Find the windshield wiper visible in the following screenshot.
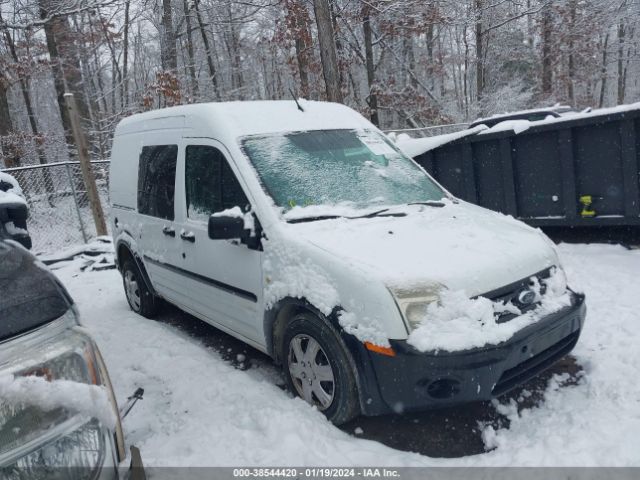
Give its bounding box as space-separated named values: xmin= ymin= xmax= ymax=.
xmin=407 ymin=201 xmax=446 ymax=207
xmin=347 ymin=208 xmax=406 ymax=219
xmin=286 ymin=208 xmax=407 ymax=224
xmin=287 ymin=215 xmax=343 ymax=224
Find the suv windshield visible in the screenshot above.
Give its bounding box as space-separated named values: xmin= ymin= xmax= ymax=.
xmin=241 ymin=129 xmax=444 ymax=213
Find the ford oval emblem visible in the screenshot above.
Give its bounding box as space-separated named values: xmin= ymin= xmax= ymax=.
xmin=517 ymin=289 xmax=536 ymax=306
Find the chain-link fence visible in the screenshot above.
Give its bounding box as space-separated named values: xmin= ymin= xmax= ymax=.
xmin=1 ymin=161 xmax=110 ymax=254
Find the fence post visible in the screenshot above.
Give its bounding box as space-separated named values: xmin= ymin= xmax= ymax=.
xmin=63 ymin=92 xmax=108 ymax=237
xmin=65 ymin=162 xmax=88 ymax=243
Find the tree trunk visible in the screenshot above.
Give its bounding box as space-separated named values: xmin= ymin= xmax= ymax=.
xmin=2 ymin=22 xmax=48 ymax=166
xmin=161 ymin=0 xmax=178 ymax=71
xmin=313 ymin=0 xmax=342 ymax=103
xmin=404 ymin=35 xmax=417 ymax=89
xmin=426 ymin=19 xmax=435 ymax=90
xmin=0 ymin=74 xmax=19 ymax=168
xmin=474 ymin=0 xmax=484 ymax=102
xmin=567 ymin=0 xmax=576 ymax=105
xmin=122 ymin=0 xmax=130 ymax=108
xmin=227 ymin=6 xmax=244 ymax=98
xmin=286 ymin=0 xmax=311 ymax=97
xmin=193 ymin=0 xmax=220 ymax=99
xmin=617 ymin=21 xmax=625 ymax=104
xmin=526 ymin=0 xmax=534 ymax=48
xmin=183 ymin=0 xmax=199 ymax=98
xmin=362 ymin=8 xmax=378 ymax=125
xmin=541 ymin=5 xmax=553 ymax=96
xmin=38 ymin=0 xmax=92 ymax=162
xmin=599 ymin=33 xmax=610 ymax=108
xmin=329 ymin=1 xmax=345 ymax=93
xmin=463 ymin=25 xmax=469 ymax=117
xmin=40 ymin=5 xmax=75 ymax=152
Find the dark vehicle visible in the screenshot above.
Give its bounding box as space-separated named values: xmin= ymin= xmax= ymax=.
xmin=0 ymin=172 xmax=31 ymax=249
xmin=0 ymin=234 xmax=125 ymax=478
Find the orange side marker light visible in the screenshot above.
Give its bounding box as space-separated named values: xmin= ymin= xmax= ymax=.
xmin=364 ymin=342 xmax=396 ymax=357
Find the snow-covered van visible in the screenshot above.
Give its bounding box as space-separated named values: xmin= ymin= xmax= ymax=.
xmin=109 ymin=101 xmax=586 ymax=424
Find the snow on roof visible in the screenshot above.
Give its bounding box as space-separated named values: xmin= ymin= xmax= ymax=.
xmin=470 ymin=105 xmax=570 ymax=125
xmin=395 ymin=125 xmax=487 ymax=158
xmin=115 ymin=100 xmax=374 ymax=139
xmin=476 ymin=101 xmax=640 ymax=134
xmin=396 ymin=102 xmax=640 ymax=157
xmin=479 ymin=119 xmax=531 ymax=135
xmin=0 ymin=172 xmax=26 ymax=209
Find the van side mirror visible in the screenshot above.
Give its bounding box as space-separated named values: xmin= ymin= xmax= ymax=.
xmin=208 ymin=215 xmax=249 ymax=240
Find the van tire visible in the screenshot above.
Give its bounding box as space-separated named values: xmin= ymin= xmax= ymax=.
xmin=122 ymin=259 xmax=160 ymax=318
xmin=282 ymin=312 xmax=360 ymax=425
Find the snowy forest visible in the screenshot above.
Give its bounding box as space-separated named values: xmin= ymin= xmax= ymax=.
xmin=1 ymin=0 xmax=640 ymax=167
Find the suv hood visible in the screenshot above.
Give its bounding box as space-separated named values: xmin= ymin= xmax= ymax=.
xmin=289 ymin=201 xmax=558 ymax=297
xmin=0 ymin=239 xmax=71 ymax=341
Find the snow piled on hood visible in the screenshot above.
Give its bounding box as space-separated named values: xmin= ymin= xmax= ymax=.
xmin=288 ymin=201 xmax=557 ymax=297
xmin=0 ymin=374 xmax=116 ymax=429
xmin=407 ymin=268 xmax=572 ymax=352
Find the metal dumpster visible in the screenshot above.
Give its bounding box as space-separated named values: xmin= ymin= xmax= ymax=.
xmin=410 ymin=106 xmax=640 ymax=227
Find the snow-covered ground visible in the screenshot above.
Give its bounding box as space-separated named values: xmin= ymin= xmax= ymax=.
xmin=52 ymin=242 xmax=640 ymax=466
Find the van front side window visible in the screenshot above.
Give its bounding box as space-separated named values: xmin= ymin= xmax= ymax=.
xmin=185 ymin=145 xmax=250 ymax=221
xmin=137 ymin=145 xmax=177 ymax=220
xmin=241 ymin=129 xmax=444 ymax=212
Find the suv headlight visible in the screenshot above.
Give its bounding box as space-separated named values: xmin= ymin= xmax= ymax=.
xmin=0 ymin=310 xmax=123 ymax=479
xmin=389 ymin=285 xmax=442 ymax=330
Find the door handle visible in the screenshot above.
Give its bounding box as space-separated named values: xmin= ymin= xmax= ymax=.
xmin=162 ymin=226 xmax=175 ymax=237
xmin=180 ymin=230 xmax=196 ymax=243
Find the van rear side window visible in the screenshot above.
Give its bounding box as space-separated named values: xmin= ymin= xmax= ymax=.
xmin=138 ymin=145 xmax=178 ymax=220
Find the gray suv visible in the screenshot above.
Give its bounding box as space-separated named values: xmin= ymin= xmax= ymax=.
xmin=0 ymin=235 xmax=125 ymax=478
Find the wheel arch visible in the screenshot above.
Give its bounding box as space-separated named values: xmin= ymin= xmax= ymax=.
xmin=264 ymin=297 xmax=343 ymax=365
xmin=115 ymin=239 xmax=157 ymax=297
xmin=267 ymin=297 xmax=383 ymax=417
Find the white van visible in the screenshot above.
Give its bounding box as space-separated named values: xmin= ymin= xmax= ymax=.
xmin=109 ymin=101 xmax=586 ymax=424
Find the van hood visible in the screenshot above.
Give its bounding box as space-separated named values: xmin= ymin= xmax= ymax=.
xmin=288 ymin=201 xmax=558 ymax=297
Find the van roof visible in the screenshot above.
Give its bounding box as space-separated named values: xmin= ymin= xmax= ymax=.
xmin=115 ymin=100 xmax=373 ymax=139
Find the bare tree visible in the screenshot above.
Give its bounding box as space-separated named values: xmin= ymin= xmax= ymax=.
xmin=314 ymin=0 xmax=342 ymax=102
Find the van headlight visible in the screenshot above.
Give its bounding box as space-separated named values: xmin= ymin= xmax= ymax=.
xmin=0 ymin=309 xmax=123 ymax=478
xmin=389 ymin=285 xmax=442 ymax=330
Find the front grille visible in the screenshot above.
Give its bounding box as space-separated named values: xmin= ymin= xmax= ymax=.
xmin=479 ymin=267 xmax=553 ymax=324
xmin=492 ymin=330 xmax=579 ymax=396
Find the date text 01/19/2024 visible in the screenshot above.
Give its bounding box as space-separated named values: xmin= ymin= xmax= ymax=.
xmin=232 ymin=468 xmax=401 ymax=478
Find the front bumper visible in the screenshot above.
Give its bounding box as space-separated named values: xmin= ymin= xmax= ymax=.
xmin=346 ymin=291 xmax=586 ymax=416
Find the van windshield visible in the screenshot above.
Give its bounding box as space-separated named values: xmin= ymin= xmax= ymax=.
xmin=241 ymin=129 xmax=445 ymax=214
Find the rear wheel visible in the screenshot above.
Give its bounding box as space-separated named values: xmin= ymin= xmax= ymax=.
xmin=282 ymin=312 xmax=360 ymax=425
xmin=122 ymin=259 xmax=160 ymax=318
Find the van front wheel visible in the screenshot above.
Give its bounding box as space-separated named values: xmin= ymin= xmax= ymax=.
xmin=122 ymin=259 xmax=160 ymax=318
xmin=282 ymin=312 xmax=360 ymax=425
